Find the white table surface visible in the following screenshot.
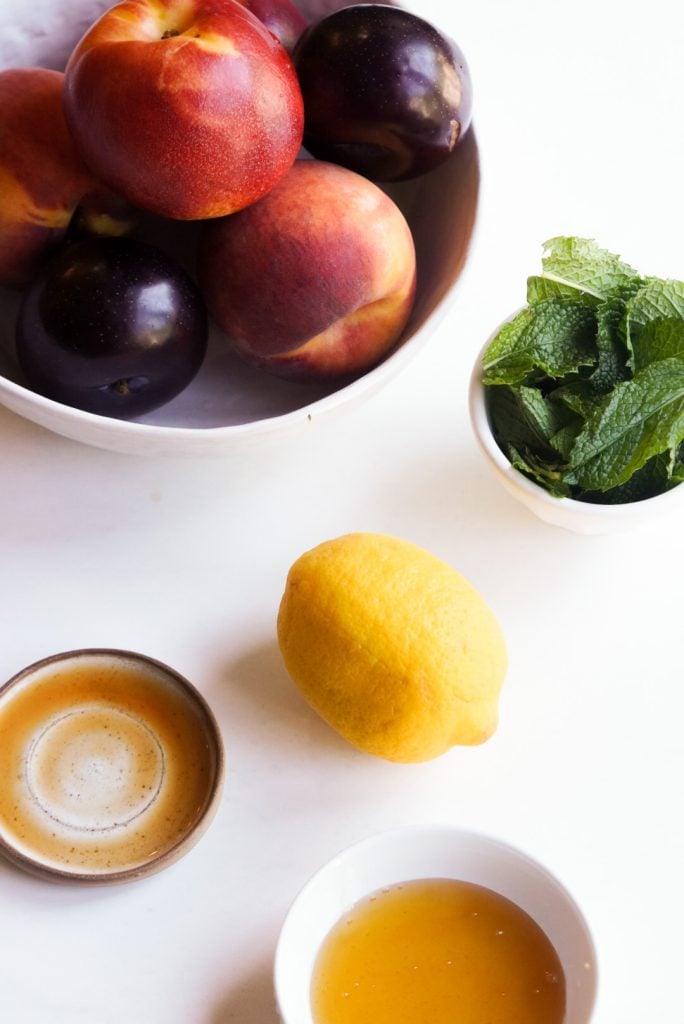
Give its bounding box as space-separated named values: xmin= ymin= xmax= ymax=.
xmin=1 ymin=0 xmax=683 ymax=1021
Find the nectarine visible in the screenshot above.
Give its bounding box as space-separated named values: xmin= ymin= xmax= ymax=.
xmin=63 ymin=0 xmax=304 ymax=221
xmin=0 ymin=68 xmax=94 ymax=288
xmin=197 ymin=160 xmax=417 ymax=381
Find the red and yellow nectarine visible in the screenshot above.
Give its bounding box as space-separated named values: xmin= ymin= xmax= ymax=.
xmin=198 ymin=160 xmax=417 ymax=381
xmin=63 ymin=0 xmax=304 ymax=221
xmin=0 ymin=68 xmax=94 ymax=288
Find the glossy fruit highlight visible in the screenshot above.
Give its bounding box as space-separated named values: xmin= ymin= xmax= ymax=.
xmin=16 ymin=237 xmax=208 ymax=418
xmin=294 ymin=4 xmax=473 ymax=181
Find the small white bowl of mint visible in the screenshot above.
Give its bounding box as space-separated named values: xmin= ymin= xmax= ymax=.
xmin=469 ymin=237 xmax=684 ymax=534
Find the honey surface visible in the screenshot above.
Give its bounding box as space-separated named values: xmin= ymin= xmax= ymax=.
xmin=311 ymin=878 xmax=566 ymax=1024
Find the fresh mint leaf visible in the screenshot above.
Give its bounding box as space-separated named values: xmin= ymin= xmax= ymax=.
xmin=526 ymin=275 xmax=600 ymax=308
xmin=487 ymin=384 xmax=579 ymax=455
xmin=550 ymin=421 xmax=586 ymax=460
xmin=633 ymin=317 xmax=684 ymax=371
xmin=481 ymin=310 xmax=534 ymax=384
xmin=507 ymin=445 xmax=572 ymax=498
xmin=486 ymin=385 xmax=557 ymax=459
xmin=672 ymin=443 xmax=684 ymax=485
xmin=580 ymin=452 xmax=675 ymax=504
xmin=480 ymin=239 xmax=684 ymax=503
xmin=550 ymin=380 xmax=606 ymax=418
xmin=541 ymin=237 xmax=641 ymax=301
xmin=566 ymin=358 xmax=684 ymax=491
xmin=482 ymin=300 xmax=596 ymax=386
xmin=627 ymin=279 xmax=684 ymax=338
xmin=591 ymin=294 xmax=633 ymax=392
xmin=517 ymin=386 xmax=581 ymax=449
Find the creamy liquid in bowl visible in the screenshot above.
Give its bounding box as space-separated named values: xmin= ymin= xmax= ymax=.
xmin=0 ymin=654 xmax=220 ymax=876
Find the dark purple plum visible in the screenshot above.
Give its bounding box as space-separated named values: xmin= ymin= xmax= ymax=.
xmin=16 ymin=237 xmax=208 ymax=419
xmin=293 ymin=4 xmax=473 ymax=181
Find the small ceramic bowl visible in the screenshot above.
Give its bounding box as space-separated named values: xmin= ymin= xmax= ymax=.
xmin=274 ymin=825 xmax=598 ymax=1024
xmin=0 ymin=649 xmax=224 ymax=884
xmin=469 ymin=341 xmax=684 ymax=535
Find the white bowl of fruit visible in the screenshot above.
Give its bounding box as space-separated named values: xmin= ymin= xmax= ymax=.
xmin=0 ymin=0 xmax=479 ymax=456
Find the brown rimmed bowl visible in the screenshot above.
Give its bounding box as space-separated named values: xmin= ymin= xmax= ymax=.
xmin=0 ymin=648 xmax=224 ymax=884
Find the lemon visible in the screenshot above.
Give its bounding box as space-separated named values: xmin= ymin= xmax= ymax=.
xmin=277 ymin=533 xmax=507 ymax=763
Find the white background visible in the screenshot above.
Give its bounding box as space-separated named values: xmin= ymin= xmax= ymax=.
xmin=1 ymin=0 xmax=683 ymax=1021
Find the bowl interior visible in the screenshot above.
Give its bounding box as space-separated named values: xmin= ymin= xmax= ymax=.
xmin=275 ymin=826 xmax=598 ymax=1024
xmin=0 ymin=0 xmax=479 ymax=454
xmin=469 ymin=345 xmax=684 ymax=534
xmin=0 ymin=648 xmax=223 ymax=884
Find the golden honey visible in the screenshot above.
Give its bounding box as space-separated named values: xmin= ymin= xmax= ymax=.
xmin=311 ymin=878 xmax=566 ymax=1024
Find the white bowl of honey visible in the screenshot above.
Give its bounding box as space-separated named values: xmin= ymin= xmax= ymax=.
xmin=0 ymin=648 xmax=224 ymax=884
xmin=275 ymin=825 xmax=597 ymax=1024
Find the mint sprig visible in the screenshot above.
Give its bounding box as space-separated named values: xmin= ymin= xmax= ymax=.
xmin=540 ymin=236 xmax=642 ymax=300
xmin=482 ymin=238 xmax=684 ymax=503
xmin=482 ymin=301 xmax=596 ymax=386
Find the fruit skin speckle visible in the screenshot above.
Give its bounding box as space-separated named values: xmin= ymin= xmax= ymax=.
xmin=0 ymin=68 xmax=95 ymax=287
xmin=277 ymin=533 xmax=508 ymax=763
xmin=63 ymin=0 xmax=304 ymax=221
xmin=197 ymin=159 xmax=416 ymax=382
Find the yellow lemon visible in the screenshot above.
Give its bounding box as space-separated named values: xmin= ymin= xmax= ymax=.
xmin=277 ymin=533 xmax=507 ymax=763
